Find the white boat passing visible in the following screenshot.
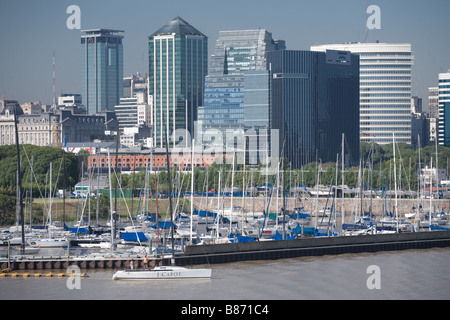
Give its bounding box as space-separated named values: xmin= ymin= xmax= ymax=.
xmin=112 ymin=265 xmax=212 ymax=280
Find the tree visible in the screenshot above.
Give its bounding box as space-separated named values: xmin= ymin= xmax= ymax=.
xmin=0 ymin=145 xmax=79 ymax=196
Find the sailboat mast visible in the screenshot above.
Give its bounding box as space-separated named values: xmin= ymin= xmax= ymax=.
xmin=242 ymin=138 xmax=246 ymax=234
xmin=230 ymin=151 xmax=235 ymax=235
xmin=49 ymin=162 xmax=52 ymax=234
xmin=30 ymin=155 xmax=33 ymax=229
xmin=164 ymin=127 xmax=175 ymax=262
xmin=435 ymin=134 xmax=440 ymax=213
xmin=341 ymin=133 xmax=345 ymax=228
xmin=107 ymin=149 xmax=114 ymax=254
xmin=14 ymin=107 xmax=25 ymax=254
xmin=216 ymin=171 xmax=221 ymax=241
xmin=190 ymin=139 xmax=194 ymax=244
xmin=393 ymin=133 xmax=399 ymax=233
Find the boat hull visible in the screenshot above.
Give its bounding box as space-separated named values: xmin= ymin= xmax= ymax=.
xmin=112 ymin=266 xmax=212 ymax=280
xmin=35 ymin=239 xmax=70 ymax=247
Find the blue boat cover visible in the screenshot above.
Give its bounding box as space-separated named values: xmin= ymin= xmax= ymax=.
xmin=228 ymin=233 xmax=255 ymax=243
xmin=289 ymin=212 xmax=311 ymax=219
xmin=302 ymin=227 xmax=316 ymax=235
xmin=195 ymin=210 xmax=217 ymax=217
xmin=120 ymin=232 xmax=148 ymax=242
xmin=69 ymin=227 xmax=90 ymax=234
xmin=268 ymin=230 xmax=297 ymax=240
xmin=430 ymin=225 xmax=450 ymax=231
xmin=291 ymin=224 xmax=303 ymax=234
xmin=151 ymin=221 xmax=176 ymax=229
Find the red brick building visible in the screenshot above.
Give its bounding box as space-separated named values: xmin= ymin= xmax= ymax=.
xmin=88 ymin=148 xmax=234 ymax=170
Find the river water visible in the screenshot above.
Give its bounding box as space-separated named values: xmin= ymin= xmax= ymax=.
xmin=1 ymin=247 xmax=449 ymax=301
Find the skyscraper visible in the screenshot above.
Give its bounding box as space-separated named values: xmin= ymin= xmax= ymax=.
xmin=81 ymin=29 xmax=124 ymax=115
xmin=209 ymin=29 xmax=285 ymax=76
xmin=438 ymin=71 xmax=450 ymax=147
xmin=199 ymin=29 xmax=284 ymax=163
xmin=148 ymin=17 xmax=208 ymax=147
xmin=267 ymin=50 xmax=360 ymax=168
xmin=311 ymin=43 xmax=413 ymax=145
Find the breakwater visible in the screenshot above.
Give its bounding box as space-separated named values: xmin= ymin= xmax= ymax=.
xmin=176 ymin=230 xmax=450 ymax=265
xmin=1 ymin=256 xmax=163 ymax=272
xmin=3 ymin=231 xmax=450 ymax=271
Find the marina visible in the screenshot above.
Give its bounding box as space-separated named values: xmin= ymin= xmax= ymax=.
xmin=2 ymin=130 xmax=450 ymax=273
xmin=2 ymin=220 xmax=450 ymax=271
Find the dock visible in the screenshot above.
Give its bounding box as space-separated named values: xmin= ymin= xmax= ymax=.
xmin=176 ymin=230 xmax=450 ymax=265
xmin=1 ymin=231 xmax=450 ymax=271
xmin=0 ymin=255 xmax=163 ymax=272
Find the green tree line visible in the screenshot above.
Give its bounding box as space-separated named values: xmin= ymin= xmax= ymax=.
xmin=114 ymin=142 xmax=450 ymax=194
xmin=0 ymin=145 xmax=79 ymax=225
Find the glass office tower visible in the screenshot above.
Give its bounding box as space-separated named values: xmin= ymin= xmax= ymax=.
xmin=311 ymin=43 xmax=413 ymax=145
xmin=199 ymin=29 xmax=284 ymax=162
xmin=268 ymin=50 xmax=360 ymax=168
xmin=438 ymin=71 xmax=450 ymax=147
xmin=201 ymin=74 xmax=245 ymax=146
xmin=148 ymin=17 xmax=208 ymax=147
xmin=81 ymin=29 xmax=124 ymax=115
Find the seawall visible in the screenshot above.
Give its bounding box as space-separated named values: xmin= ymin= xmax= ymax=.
xmin=176 ymin=230 xmax=450 ymax=265
xmin=2 ymin=231 xmax=450 ymax=271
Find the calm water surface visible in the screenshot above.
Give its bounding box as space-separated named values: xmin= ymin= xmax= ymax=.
xmin=1 ymin=247 xmax=449 ymax=300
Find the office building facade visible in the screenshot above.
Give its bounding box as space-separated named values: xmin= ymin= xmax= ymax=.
xmin=81 ymin=29 xmax=124 ymax=115
xmin=267 ymin=50 xmax=360 ymax=168
xmin=438 ymin=71 xmax=450 ymax=147
xmin=311 ymin=43 xmax=413 ymax=145
xmin=148 ymin=17 xmax=208 ymax=148
xmin=199 ymin=29 xmax=283 ymax=163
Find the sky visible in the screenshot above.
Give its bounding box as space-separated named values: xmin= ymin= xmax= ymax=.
xmin=0 ymin=0 xmax=449 ymax=108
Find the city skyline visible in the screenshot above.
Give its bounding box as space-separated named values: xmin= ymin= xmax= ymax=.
xmin=1 ymin=0 xmax=449 ymax=108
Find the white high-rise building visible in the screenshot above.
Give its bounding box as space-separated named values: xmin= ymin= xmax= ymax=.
xmin=311 ymin=42 xmax=414 ymax=145
xmin=438 ymin=71 xmax=450 ymax=146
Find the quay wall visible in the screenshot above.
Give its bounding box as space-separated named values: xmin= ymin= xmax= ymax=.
xmin=0 ymin=256 xmax=163 ymax=272
xmin=2 ymin=231 xmax=450 ymax=271
xmin=177 ymin=230 xmax=450 ymax=265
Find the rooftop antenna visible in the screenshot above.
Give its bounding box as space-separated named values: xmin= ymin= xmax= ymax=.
xmin=363 ymin=0 xmax=369 ymax=43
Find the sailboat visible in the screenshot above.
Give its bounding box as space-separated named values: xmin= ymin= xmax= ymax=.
xmin=112 ymin=265 xmax=211 ymax=280
xmin=113 ymin=134 xmax=211 ymax=280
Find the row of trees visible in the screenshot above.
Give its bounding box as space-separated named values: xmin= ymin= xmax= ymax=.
xmin=0 ymin=145 xmax=79 ymax=194
xmin=2 ymin=142 xmax=449 ymax=195
xmin=115 ymin=142 xmax=450 ymax=195
xmin=0 ymin=145 xmax=79 ymax=225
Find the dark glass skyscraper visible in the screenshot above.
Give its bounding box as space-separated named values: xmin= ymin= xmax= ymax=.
xmin=148 ymin=17 xmax=208 ymax=147
xmin=268 ymin=50 xmax=360 ymax=168
xmin=81 ymin=29 xmax=124 ymax=115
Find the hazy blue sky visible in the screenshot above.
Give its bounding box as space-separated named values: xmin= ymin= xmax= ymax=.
xmin=1 ymin=0 xmax=449 ymax=107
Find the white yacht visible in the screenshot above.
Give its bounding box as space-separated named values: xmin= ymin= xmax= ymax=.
xmin=112 ymin=265 xmax=212 ymax=280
